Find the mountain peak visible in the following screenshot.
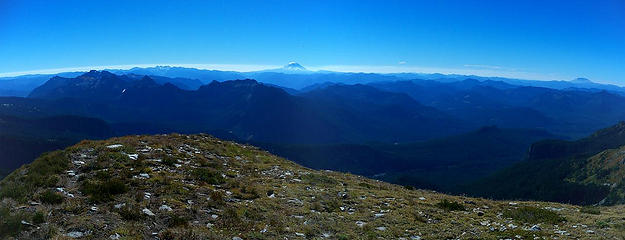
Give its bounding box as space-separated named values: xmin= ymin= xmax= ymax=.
xmin=80 ymin=70 xmax=116 ymax=79
xmin=282 ymin=62 xmax=307 ymax=71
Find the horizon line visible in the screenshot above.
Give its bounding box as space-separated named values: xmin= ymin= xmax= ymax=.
xmin=0 ymin=63 xmax=594 ymax=84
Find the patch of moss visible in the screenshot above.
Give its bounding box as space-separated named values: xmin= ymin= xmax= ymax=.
xmin=32 ymin=211 xmax=46 ymax=224
xmin=192 ymin=168 xmax=224 ymax=185
xmin=503 ymin=206 xmax=565 ymax=224
xmin=303 ymin=173 xmax=338 ymax=186
xmin=39 ymin=190 xmax=64 ymax=204
xmin=167 ymin=214 xmax=188 ymax=228
xmin=116 ymin=205 xmax=143 ymax=221
xmin=81 ymin=178 xmax=128 ymax=202
xmin=580 ymin=206 xmax=601 ymax=215
xmin=435 ymin=199 xmax=465 ymax=211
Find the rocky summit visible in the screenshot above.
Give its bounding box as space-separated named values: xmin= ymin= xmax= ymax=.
xmin=1 ymin=134 xmax=625 ymax=239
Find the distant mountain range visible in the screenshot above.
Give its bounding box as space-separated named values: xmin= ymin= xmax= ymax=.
xmin=369 ymin=79 xmax=625 ymax=138
xmin=19 ymin=71 xmax=469 ymax=144
xmin=3 ymin=62 xmax=625 ymax=96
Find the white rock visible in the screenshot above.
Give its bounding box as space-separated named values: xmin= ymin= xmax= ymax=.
xmin=159 ymin=205 xmax=173 ymax=212
xmin=106 ymin=144 xmax=123 ymax=149
xmin=529 ymin=224 xmax=541 ymax=231
xmin=295 ymin=232 xmax=305 ymax=237
xmin=355 ymin=221 xmax=366 ymax=227
xmin=127 ymin=154 xmax=139 ymax=160
xmin=114 ymin=203 xmax=126 ymax=209
xmin=20 ymin=220 xmax=34 ymax=226
xmin=73 ymin=161 xmax=86 ymax=165
xmin=109 ymin=233 xmax=121 ymax=240
xmin=375 ymin=226 xmax=386 ymax=231
xmin=418 ymin=197 xmax=426 ymax=200
xmin=66 ymin=231 xmax=84 ymax=238
xmin=142 ymin=208 xmax=155 ymax=216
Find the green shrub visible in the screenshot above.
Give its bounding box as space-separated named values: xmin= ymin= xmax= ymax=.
xmin=159 ymin=230 xmax=176 ymax=240
xmin=220 ymin=207 xmax=242 ymax=228
xmin=0 ymin=181 xmax=30 ymax=201
xmin=325 ymin=198 xmax=342 ymax=212
xmin=435 ymin=199 xmax=465 ymax=211
xmin=580 ymin=206 xmax=601 ymax=215
xmin=117 ymin=206 xmax=143 ymax=221
xmin=232 ymin=182 xmax=260 ymax=200
xmin=39 ymin=190 xmax=64 ymax=204
xmin=336 ymin=234 xmax=351 ymax=240
xmin=162 ymin=156 xmax=177 ymax=167
xmin=24 ymin=151 xmax=68 ymax=187
xmin=208 ymin=191 xmax=225 ymax=208
xmin=167 ymin=214 xmax=188 ymax=228
xmin=192 ymin=168 xmax=224 ymax=184
xmin=0 ymin=207 xmax=26 ymax=238
xmin=302 ymin=173 xmax=338 ymax=186
xmin=32 ymin=211 xmax=46 ymax=224
xmin=503 ymin=206 xmax=565 ymax=224
xmin=81 ymin=178 xmax=128 ymax=202
xmin=95 ymin=170 xmax=112 ymax=180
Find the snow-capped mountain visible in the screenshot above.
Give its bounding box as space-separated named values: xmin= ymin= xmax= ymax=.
xmin=256 ymin=62 xmax=313 ymax=74
xmin=282 ymin=62 xmax=308 ymax=71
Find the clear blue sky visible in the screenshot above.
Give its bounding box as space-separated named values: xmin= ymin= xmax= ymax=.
xmin=1 ymin=0 xmax=624 ymax=83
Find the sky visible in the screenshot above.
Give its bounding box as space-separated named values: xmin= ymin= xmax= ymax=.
xmin=1 ymin=0 xmax=624 ymax=84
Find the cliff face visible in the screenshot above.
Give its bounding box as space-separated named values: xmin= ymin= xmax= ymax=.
xmin=1 ymin=134 xmax=624 ymax=239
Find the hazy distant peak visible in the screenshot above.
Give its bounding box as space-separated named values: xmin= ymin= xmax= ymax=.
xmin=572 ymin=77 xmax=592 ymax=83
xmin=254 ymin=62 xmax=312 ymax=74
xmin=283 ymin=62 xmax=307 ymax=71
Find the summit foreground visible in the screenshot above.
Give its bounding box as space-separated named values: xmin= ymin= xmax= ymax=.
xmin=1 ymin=134 xmax=625 ymax=239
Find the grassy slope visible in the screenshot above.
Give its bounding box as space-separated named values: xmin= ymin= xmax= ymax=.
xmin=466 ymin=122 xmax=625 ymax=205
xmin=569 ymin=145 xmax=625 ymax=205
xmin=0 ymin=134 xmax=624 ymax=239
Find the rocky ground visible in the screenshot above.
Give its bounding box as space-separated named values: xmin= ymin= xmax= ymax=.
xmin=1 ymin=134 xmax=625 ymax=239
